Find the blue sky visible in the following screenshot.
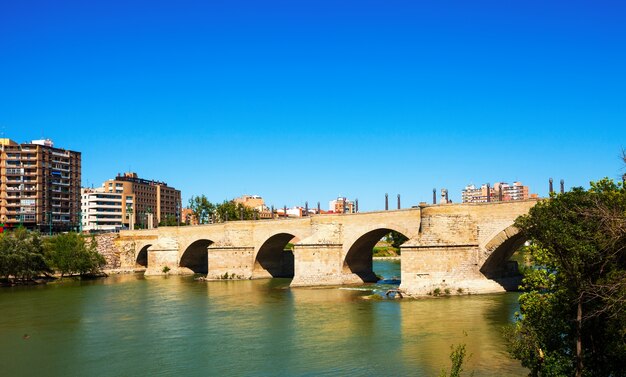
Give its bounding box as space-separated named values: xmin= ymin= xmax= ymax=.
xmin=1 ymin=0 xmax=625 ymax=210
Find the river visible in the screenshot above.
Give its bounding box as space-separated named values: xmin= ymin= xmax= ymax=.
xmin=0 ymin=260 xmax=526 ymax=376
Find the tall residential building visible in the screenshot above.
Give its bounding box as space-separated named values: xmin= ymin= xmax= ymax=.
xmin=461 ymin=181 xmax=531 ymax=203
xmin=102 ymin=172 xmax=181 ymax=228
xmin=328 ymin=197 xmax=356 ymax=214
xmin=81 ymin=187 xmax=125 ymax=232
xmin=0 ymin=138 xmax=81 ymax=232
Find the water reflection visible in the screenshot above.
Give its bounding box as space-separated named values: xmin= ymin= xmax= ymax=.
xmin=0 ymin=262 xmax=526 ymax=376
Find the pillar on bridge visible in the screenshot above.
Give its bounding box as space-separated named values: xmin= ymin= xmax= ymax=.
xmin=317 ymin=202 xmax=321 ymax=214
xmin=305 ymin=201 xmax=308 ymax=216
xmin=433 ymin=188 xmax=436 ymax=204
xmin=486 ymin=183 xmax=491 ymax=202
xmin=560 ymin=179 xmax=564 ymax=194
xmin=355 ymin=198 xmax=359 ymax=213
xmin=385 ymin=193 xmax=389 ymax=210
xmin=549 ymin=178 xmax=554 ymax=194
xmin=397 ymin=194 xmax=401 ymax=210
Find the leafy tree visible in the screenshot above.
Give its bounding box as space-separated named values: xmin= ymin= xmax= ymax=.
xmin=188 ymin=195 xmax=216 ymax=224
xmin=159 ymin=214 xmax=179 ymax=227
xmin=0 ymin=228 xmax=49 ymax=281
xmin=387 ymin=230 xmax=408 ymax=249
xmin=215 ymin=200 xmax=255 ymax=222
xmin=439 ymin=343 xmax=472 ymax=377
xmin=45 ymin=233 xmax=106 ymax=277
xmin=506 ymin=178 xmax=626 ymax=377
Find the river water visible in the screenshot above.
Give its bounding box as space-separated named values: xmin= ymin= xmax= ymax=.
xmin=0 ymin=260 xmax=526 ymax=376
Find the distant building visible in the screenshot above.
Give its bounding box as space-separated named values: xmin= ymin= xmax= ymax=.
xmin=102 ymin=172 xmax=181 ymax=228
xmin=328 ymin=197 xmax=356 ymax=214
xmin=462 ymin=181 xmax=531 ymax=203
xmin=181 ymin=207 xmax=198 ymax=225
xmin=234 ymin=195 xmax=267 ymax=211
xmin=0 ymin=138 xmax=81 ymax=232
xmin=81 ymin=187 xmax=125 ymax=232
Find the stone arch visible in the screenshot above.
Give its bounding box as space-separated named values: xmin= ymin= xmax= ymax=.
xmin=343 ymin=228 xmax=407 ymax=283
xmin=253 ymin=233 xmax=296 ymax=278
xmin=136 ymin=244 xmax=152 ymax=268
xmin=480 ymin=225 xmax=527 ymax=288
xmin=179 ymin=239 xmax=213 ymax=274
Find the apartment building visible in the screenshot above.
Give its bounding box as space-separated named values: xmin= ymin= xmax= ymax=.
xmin=328 ymin=197 xmax=356 ymax=214
xmin=81 ymin=187 xmax=125 ymax=232
xmin=461 ymin=181 xmax=531 ymax=203
xmin=0 ymin=138 xmax=81 ymax=232
xmin=102 ymin=172 xmax=181 ymax=228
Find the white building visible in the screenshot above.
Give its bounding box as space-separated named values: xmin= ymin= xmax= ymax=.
xmin=328 ymin=197 xmax=355 ymax=213
xmin=81 ymin=187 xmax=126 ymax=232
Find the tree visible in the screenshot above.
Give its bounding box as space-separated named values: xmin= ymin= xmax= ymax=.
xmin=45 ymin=233 xmax=106 ymax=277
xmin=387 ymin=231 xmax=408 ymax=249
xmin=215 ymin=200 xmax=255 ymax=222
xmin=188 ymin=195 xmax=216 ymax=224
xmin=506 ymin=179 xmax=626 ymax=377
xmin=0 ymin=228 xmax=49 ymax=282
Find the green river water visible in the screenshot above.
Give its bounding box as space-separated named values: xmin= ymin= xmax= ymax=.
xmin=0 ymin=260 xmax=527 ymax=376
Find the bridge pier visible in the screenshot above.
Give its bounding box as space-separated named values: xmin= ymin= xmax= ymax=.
xmin=399 ymin=245 xmax=507 ymax=295
xmin=291 ymin=243 xmax=378 ymax=286
xmin=207 ymin=246 xmax=255 ymax=280
xmin=144 ymin=241 xmax=188 ymax=275
xmin=291 ymin=244 xmax=345 ymax=286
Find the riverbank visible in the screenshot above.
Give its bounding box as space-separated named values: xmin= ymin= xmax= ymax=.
xmin=373 ymin=256 xmax=401 ymax=260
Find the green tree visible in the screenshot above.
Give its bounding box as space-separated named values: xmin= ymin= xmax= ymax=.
xmin=159 ymin=214 xmax=179 ymax=226
xmin=0 ymin=228 xmax=49 ymax=281
xmin=188 ymin=195 xmax=216 ymax=224
xmin=45 ymin=233 xmax=106 ymax=277
xmin=506 ymin=178 xmax=626 ymax=377
xmin=215 ymin=200 xmax=255 ymax=222
xmin=387 ymin=230 xmax=408 ymax=249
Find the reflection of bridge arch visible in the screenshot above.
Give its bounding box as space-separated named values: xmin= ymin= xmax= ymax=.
xmin=136 ymin=243 xmax=152 ymax=268
xmin=480 ymin=225 xmax=526 ymax=289
xmin=343 ymin=228 xmax=407 ymax=283
xmin=179 ymin=239 xmax=213 ymax=274
xmin=253 ymin=233 xmax=296 ymax=278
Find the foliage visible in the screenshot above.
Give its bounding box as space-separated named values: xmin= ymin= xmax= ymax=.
xmin=188 ymin=195 xmax=216 ymax=224
xmin=0 ymin=228 xmax=49 ymax=281
xmin=162 ymin=266 xmax=170 ymax=274
xmin=159 ymin=214 xmax=179 ymax=227
xmin=387 ymin=230 xmax=408 ymax=249
xmin=188 ymin=196 xmax=257 ymax=223
xmin=372 ymin=246 xmax=399 ymax=257
xmin=44 ymin=233 xmax=106 ymax=277
xmin=439 ymin=342 xmax=472 ymax=377
xmin=506 ymin=178 xmax=626 ymax=377
xmin=215 ymin=200 xmax=255 ymax=222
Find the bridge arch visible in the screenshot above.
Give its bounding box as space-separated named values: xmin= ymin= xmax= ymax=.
xmin=136 ymin=243 xmax=152 ymax=268
xmin=253 ymin=233 xmax=296 ymax=278
xmin=480 ymin=225 xmax=527 ymax=289
xmin=343 ymin=227 xmax=407 ymax=283
xmin=179 ymin=239 xmax=213 ymax=274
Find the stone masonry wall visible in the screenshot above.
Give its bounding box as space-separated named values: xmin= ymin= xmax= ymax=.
xmin=86 ymin=233 xmax=122 ymax=269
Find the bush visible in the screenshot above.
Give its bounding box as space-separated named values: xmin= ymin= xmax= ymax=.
xmin=45 ymin=233 xmax=105 ymax=277
xmin=0 ymin=228 xmax=49 ymax=281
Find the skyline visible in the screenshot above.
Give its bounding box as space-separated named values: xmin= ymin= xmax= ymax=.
xmin=2 ymin=1 xmax=625 ymax=210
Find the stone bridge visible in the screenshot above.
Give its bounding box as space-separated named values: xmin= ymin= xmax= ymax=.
xmin=115 ymin=200 xmax=537 ymax=296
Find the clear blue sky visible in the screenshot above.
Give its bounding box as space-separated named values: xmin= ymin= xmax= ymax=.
xmin=1 ymin=0 xmax=625 ymax=210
